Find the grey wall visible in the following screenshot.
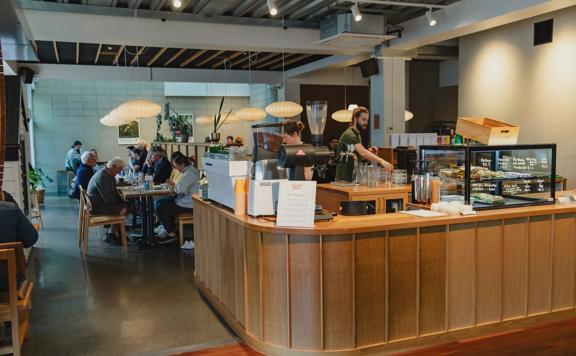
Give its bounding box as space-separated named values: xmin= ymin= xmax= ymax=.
xmin=32 ymin=79 xmax=250 ymax=192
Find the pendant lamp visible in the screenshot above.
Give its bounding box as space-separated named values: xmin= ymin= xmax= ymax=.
xmin=331 ymin=109 xmax=353 ymax=123
xmin=116 ymin=99 xmax=162 ymax=119
xmin=265 ymin=101 xmax=303 ymax=118
xmin=266 ymin=18 xmax=303 ymax=119
xmin=222 ymin=112 xmax=239 ymax=124
xmin=236 ymin=107 xmax=267 ymax=121
xmin=100 ymin=109 xmax=134 ymax=126
xmin=195 ymin=115 xmax=214 ymax=126
xmin=404 ymin=110 xmax=414 ymax=122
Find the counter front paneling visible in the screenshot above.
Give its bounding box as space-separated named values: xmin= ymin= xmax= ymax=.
xmin=193 ymin=196 xmax=576 ymax=355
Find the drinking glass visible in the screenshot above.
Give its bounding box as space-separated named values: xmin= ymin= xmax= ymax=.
xmin=392 ymin=169 xmax=407 ymax=184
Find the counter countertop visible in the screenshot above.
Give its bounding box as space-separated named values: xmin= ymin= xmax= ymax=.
xmin=193 ymin=195 xmax=576 ymax=235
xmin=316 ymin=183 xmax=412 ymax=194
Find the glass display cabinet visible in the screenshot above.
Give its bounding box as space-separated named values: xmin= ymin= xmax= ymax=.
xmin=419 ymin=144 xmax=556 ymax=210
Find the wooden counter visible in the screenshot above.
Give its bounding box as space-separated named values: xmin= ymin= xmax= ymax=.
xmin=193 ymin=196 xmax=576 ymax=355
xmin=316 ymin=183 xmax=411 ymax=214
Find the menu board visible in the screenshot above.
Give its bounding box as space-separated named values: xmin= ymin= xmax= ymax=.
xmin=497 ymin=156 xmax=549 ymax=172
xmin=502 ymin=179 xmax=546 ymax=195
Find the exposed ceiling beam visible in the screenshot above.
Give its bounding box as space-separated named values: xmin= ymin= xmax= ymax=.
xmin=150 ymin=0 xmax=166 ymax=10
xmin=113 ymin=45 xmax=125 ymax=65
xmin=289 ymin=0 xmax=334 ymax=20
xmin=255 ymin=53 xmax=290 ymax=69
xmin=193 ymin=0 xmax=211 ymax=14
xmin=211 ymin=51 xmax=244 ymax=69
xmin=21 ymin=63 xmax=284 ymax=84
xmin=75 ymin=42 xmax=79 ymax=64
xmin=52 ymin=41 xmax=60 ymax=63
xmin=276 ymin=0 xmax=316 ymax=18
xmin=165 ymin=48 xmax=187 ymax=66
xmin=270 ymin=54 xmax=314 ymax=70
xmin=94 ymin=43 xmax=102 ymax=64
xmin=244 ymin=52 xmax=277 ymax=69
xmin=253 ymin=0 xmax=290 ymax=18
xmin=111 ymin=0 xmax=118 ymax=7
xmin=195 ymin=50 xmax=224 ymax=67
xmin=232 ymin=0 xmax=264 ymax=17
xmin=19 ymin=1 xmax=318 ymax=29
xmin=23 ymin=7 xmax=350 ymax=54
xmin=230 ymin=52 xmax=253 ymax=67
xmin=129 ymin=0 xmax=143 ymax=9
xmin=179 ymin=49 xmax=207 ymax=67
xmin=356 ymin=0 xmax=448 ymax=9
xmin=147 ymin=47 xmax=167 ymax=66
xmin=129 ymin=46 xmax=147 ymax=65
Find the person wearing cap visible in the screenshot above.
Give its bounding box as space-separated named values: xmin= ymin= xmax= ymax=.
xmin=65 ymin=140 xmax=84 ymax=174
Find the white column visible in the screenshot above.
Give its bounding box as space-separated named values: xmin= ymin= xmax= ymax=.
xmin=370 ymin=57 xmax=407 ymax=147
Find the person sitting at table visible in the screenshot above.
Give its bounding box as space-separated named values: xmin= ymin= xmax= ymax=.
xmin=154 ymin=151 xmax=184 ymax=234
xmin=149 ymin=146 xmax=172 ymax=185
xmin=86 ymin=157 xmax=127 ymax=243
xmin=69 ymin=151 xmax=96 ymax=199
xmin=226 ymin=136 xmax=234 ymax=145
xmin=65 ymin=140 xmax=84 ymax=174
xmin=155 ymin=154 xmax=200 ymax=245
xmin=89 ymin=148 xmax=103 ymax=171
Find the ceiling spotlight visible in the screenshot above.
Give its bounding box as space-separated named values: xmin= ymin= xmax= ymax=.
xmin=426 ymin=8 xmax=437 ymax=26
xmin=267 ymin=0 xmax=278 ymax=16
xmin=351 ymin=2 xmax=362 ymax=22
xmin=172 ymin=0 xmax=182 ymax=9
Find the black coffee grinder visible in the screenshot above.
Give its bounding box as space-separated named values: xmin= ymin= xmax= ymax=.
xmin=278 ymin=100 xmax=334 ymax=180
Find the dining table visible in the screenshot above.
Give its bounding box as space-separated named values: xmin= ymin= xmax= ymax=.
xmin=118 ymin=185 xmax=173 ymax=248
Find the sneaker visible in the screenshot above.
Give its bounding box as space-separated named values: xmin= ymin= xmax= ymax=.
xmin=181 ymin=240 xmax=194 ymax=250
xmin=156 ymin=229 xmax=168 ymax=238
xmin=157 ymin=234 xmax=177 ymax=245
xmin=154 ymin=225 xmax=166 ymax=234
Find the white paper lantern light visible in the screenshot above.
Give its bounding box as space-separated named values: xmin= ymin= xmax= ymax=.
xmin=222 ymin=113 xmax=239 ymax=124
xmin=115 ymin=99 xmax=161 ymax=119
xmin=196 ymin=115 xmax=214 ymax=126
xmin=265 ymin=101 xmax=303 ymax=118
xmin=331 ymin=109 xmax=353 ymax=123
xmin=236 ymin=107 xmax=266 ymax=121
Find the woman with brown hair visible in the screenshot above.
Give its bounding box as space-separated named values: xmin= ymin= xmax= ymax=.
xmin=282 ymin=120 xmax=313 ymax=180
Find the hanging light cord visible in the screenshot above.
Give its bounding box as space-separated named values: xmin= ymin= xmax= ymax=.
xmin=344 ymin=66 xmax=348 ymax=108
xmin=281 ymin=16 xmax=286 ymax=91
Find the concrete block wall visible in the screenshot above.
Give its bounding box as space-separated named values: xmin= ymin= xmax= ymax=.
xmin=33 ymin=79 xmax=250 ymax=192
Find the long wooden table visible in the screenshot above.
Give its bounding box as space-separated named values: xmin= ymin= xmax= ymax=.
xmin=193 ymin=196 xmax=576 ymax=355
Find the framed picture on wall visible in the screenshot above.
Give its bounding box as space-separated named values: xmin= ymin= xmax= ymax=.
xmin=118 ymin=121 xmax=140 ymax=145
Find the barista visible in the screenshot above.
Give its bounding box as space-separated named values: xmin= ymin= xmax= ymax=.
xmin=335 ymin=107 xmax=393 ymax=182
xmin=283 ymin=120 xmax=314 ymax=181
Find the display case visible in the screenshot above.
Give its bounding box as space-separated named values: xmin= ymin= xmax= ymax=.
xmin=420 ymin=144 xmax=556 ymax=210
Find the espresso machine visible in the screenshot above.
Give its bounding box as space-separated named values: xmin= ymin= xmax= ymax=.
xmin=278 ymin=101 xmax=334 ymax=180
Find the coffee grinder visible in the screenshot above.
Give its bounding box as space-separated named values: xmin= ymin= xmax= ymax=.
xmin=278 ymin=100 xmax=334 ymax=180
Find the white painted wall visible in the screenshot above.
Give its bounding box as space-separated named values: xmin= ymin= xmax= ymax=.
xmin=459 ymin=6 xmax=576 ymax=187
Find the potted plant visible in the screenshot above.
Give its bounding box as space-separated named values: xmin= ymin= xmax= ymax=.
xmin=210 ymin=97 xmax=233 ymax=143
xmin=175 ymin=115 xmax=194 ymax=143
xmin=28 ymin=167 xmax=53 ymax=204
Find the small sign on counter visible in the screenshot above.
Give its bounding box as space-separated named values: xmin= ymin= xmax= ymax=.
xmin=276 ymin=181 xmax=317 ymax=228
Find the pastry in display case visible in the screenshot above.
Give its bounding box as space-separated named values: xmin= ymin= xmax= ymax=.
xmin=420 ymin=144 xmax=556 ymax=210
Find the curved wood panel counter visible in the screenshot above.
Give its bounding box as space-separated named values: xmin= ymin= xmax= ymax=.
xmin=193 ymin=196 xmax=576 ymax=355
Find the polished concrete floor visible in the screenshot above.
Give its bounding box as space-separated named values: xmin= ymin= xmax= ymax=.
xmin=23 ymin=196 xmax=237 ymax=356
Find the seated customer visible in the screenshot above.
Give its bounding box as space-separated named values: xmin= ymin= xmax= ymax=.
xmin=69 ymin=151 xmax=96 ymax=199
xmin=86 ymin=157 xmax=127 ymax=242
xmin=149 ymin=146 xmax=172 ymax=184
xmin=0 ymin=200 xmax=39 ymax=289
xmin=156 ymin=155 xmax=200 ymax=244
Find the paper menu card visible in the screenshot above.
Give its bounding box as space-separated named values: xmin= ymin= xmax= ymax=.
xmin=276 ymin=181 xmax=317 ymax=228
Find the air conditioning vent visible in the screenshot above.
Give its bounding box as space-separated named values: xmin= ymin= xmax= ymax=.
xmin=318 ymin=13 xmax=395 ymax=49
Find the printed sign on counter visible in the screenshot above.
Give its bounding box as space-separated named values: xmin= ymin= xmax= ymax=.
xmin=276 ymin=181 xmax=317 ymax=228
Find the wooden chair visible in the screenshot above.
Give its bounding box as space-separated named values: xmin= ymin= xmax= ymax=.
xmin=79 ymin=187 xmax=127 ymax=253
xmin=29 ymin=191 xmax=42 ymax=231
xmin=176 ymin=213 xmax=195 ymax=246
xmin=0 ymin=243 xmax=34 ymax=356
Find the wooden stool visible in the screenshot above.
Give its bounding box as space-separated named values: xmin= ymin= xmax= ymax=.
xmin=29 ymin=190 xmax=43 ymax=230
xmin=79 ymin=187 xmax=127 ymax=253
xmin=176 ymin=213 xmax=194 ymax=246
xmin=0 ymin=243 xmax=34 ymax=356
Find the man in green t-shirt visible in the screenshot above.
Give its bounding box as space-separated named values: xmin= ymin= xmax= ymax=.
xmin=335 ymin=107 xmax=393 ymax=182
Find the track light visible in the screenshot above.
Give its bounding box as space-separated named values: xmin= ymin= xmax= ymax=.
xmin=267 ymin=0 xmax=278 ymax=16
xmin=426 ymin=8 xmax=437 ymax=26
xmin=172 ymin=0 xmax=182 ymax=9
xmin=351 ymin=2 xmax=362 ymax=22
